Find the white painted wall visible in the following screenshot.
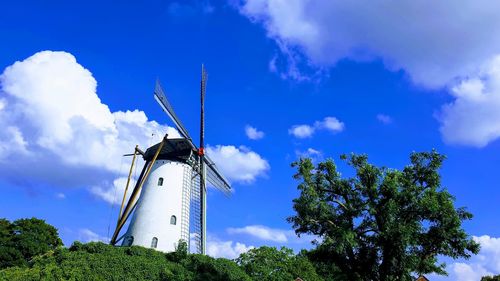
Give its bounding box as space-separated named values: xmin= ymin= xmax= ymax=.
xmin=122 ymin=160 xmax=191 ymax=252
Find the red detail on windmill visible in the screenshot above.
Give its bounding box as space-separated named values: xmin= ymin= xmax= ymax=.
xmin=198 ymin=147 xmax=204 ymax=156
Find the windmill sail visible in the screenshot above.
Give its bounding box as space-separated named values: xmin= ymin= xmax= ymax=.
xmin=154 ymin=80 xmax=192 ymax=141
xmin=154 ymin=79 xmax=231 ymax=194
xmin=204 ymin=155 xmax=231 ymax=195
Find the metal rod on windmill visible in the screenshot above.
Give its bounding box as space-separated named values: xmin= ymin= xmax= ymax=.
xmin=199 ymin=65 xmax=207 ymax=254
xmin=109 ymin=69 xmax=231 ymax=254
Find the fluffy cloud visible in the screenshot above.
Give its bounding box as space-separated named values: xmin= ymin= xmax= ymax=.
xmin=429 ymin=235 xmax=500 ymax=281
xmin=245 ymin=125 xmax=265 ymax=140
xmin=289 ymin=116 xmax=344 ymax=138
xmin=227 ymin=224 xmax=317 ymax=245
xmin=238 ymin=0 xmax=500 ymax=147
xmin=227 ymin=225 xmax=288 ymax=243
xmin=376 ymin=114 xmax=393 ymax=125
xmin=288 ymin=124 xmax=315 ymax=138
xmin=206 ymin=235 xmax=254 ymax=259
xmin=295 ymin=147 xmax=322 ymax=162
xmin=438 ymin=56 xmax=500 ymax=147
xmin=206 ymin=145 xmax=269 ymax=183
xmin=78 ymin=228 xmax=108 ymax=243
xmin=0 ymin=51 xmax=177 ymax=194
xmin=473 ymin=235 xmax=500 ymax=275
xmin=0 ymin=51 xmax=267 ymax=205
xmin=90 ymin=176 xmax=136 ymax=205
xmin=55 ymin=192 xmax=66 ymax=199
xmin=315 ymin=116 xmax=344 ymax=132
xmin=237 ymin=0 xmax=500 ymax=88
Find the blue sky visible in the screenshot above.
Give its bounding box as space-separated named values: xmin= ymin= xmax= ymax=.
xmin=1 ymin=1 xmax=500 ymax=279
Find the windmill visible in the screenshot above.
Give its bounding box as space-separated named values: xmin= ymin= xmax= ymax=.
xmin=110 ymin=66 xmax=231 ymax=254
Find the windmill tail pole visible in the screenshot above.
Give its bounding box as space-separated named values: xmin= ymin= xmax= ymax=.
xmin=110 ymin=135 xmax=168 ymax=245
xmin=118 ymin=145 xmax=139 ymax=221
xmin=199 ymin=64 xmax=207 ymax=255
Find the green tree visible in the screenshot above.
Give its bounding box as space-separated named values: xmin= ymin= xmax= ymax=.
xmin=288 ymin=151 xmax=479 ymax=281
xmin=482 ymin=275 xmax=500 ymax=281
xmin=237 ymin=246 xmax=323 ymax=281
xmin=0 ymin=218 xmax=62 ymax=269
xmin=166 ymin=240 xmax=189 ymax=262
xmin=0 ymin=219 xmax=24 ymax=269
xmin=182 ymin=254 xmax=251 ymax=281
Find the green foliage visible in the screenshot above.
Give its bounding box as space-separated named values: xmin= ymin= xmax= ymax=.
xmin=181 ymin=254 xmax=251 ymax=281
xmin=0 ymin=242 xmax=250 ymax=281
xmin=237 ymin=246 xmax=323 ymax=281
xmin=289 ymin=151 xmax=480 ymax=281
xmin=0 ymin=218 xmax=62 ymax=269
xmin=0 ymin=218 xmax=315 ymax=281
xmin=166 ymin=240 xmax=189 ymax=262
xmin=482 ymin=275 xmax=500 ymax=281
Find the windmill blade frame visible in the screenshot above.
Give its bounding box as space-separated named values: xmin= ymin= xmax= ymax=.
xmin=154 ymin=80 xmax=193 ymax=142
xmin=204 ymin=155 xmax=231 ymax=195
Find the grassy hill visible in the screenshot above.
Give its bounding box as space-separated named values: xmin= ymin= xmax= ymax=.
xmin=0 ymin=241 xmax=251 ymax=281
xmin=0 ymin=218 xmax=322 ymax=281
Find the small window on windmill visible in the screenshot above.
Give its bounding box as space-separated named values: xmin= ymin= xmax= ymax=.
xmin=170 ymin=215 xmax=177 ymax=225
xmin=151 ymin=237 xmax=158 ymax=248
xmin=158 ymin=177 xmax=164 ymax=186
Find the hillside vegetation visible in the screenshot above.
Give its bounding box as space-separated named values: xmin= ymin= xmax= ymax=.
xmin=0 ymin=218 xmax=321 ymax=281
xmin=0 ymin=241 xmax=251 ymax=281
xmin=0 ymin=239 xmax=321 ymax=281
xmin=0 ymin=151 xmax=486 ymax=280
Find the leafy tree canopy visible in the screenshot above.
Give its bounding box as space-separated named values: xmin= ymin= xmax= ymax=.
xmin=483 ymin=275 xmax=500 ymax=281
xmin=0 ymin=218 xmax=62 ymax=269
xmin=288 ymin=151 xmax=480 ymax=281
xmin=237 ymin=246 xmax=322 ymax=281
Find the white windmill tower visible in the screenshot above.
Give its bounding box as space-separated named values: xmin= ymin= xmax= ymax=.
xmin=110 ymin=66 xmax=231 ymax=254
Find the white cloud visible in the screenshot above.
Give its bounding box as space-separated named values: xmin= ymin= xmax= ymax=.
xmin=0 ymin=98 xmax=6 ymax=111
xmin=206 ymin=145 xmax=269 ymax=183
xmin=0 ymin=48 xmax=183 ymax=206
xmin=238 ymin=0 xmax=500 ymax=147
xmin=228 ymin=225 xmax=288 ymax=243
xmin=449 ymin=262 xmax=491 ymax=281
xmin=227 ymin=224 xmax=317 ymax=245
xmin=0 ymin=51 xmax=179 ymax=194
xmin=295 ymin=147 xmax=323 ymax=162
xmin=245 ymin=125 xmax=265 ymax=140
xmin=473 ymin=235 xmax=500 ymax=274
xmin=237 ymin=0 xmax=500 ymax=88
xmin=288 ymin=124 xmax=315 ymax=138
xmin=55 ymin=192 xmax=66 ymax=199
xmin=206 ymin=235 xmax=254 ymax=259
xmin=0 ymin=51 xmax=272 ymax=203
xmin=289 ymin=116 xmax=344 ymax=138
xmin=429 ymin=235 xmax=500 ymax=281
xmin=90 ymin=176 xmax=137 ymax=205
xmin=78 ymin=228 xmax=108 ymax=243
xmin=315 ymin=116 xmax=344 ymax=133
xmin=268 ymin=55 xmax=278 ymax=73
xmin=376 ymin=114 xmax=393 ymax=125
xmin=438 ymin=56 xmax=500 ymax=147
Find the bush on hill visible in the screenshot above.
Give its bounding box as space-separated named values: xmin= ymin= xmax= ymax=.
xmin=237 ymin=246 xmax=322 ymax=281
xmin=0 ymin=241 xmax=250 ymax=281
xmin=0 ymin=218 xmax=320 ymax=281
xmin=482 ymin=276 xmax=500 ymax=281
xmin=0 ymin=218 xmax=62 ymax=270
